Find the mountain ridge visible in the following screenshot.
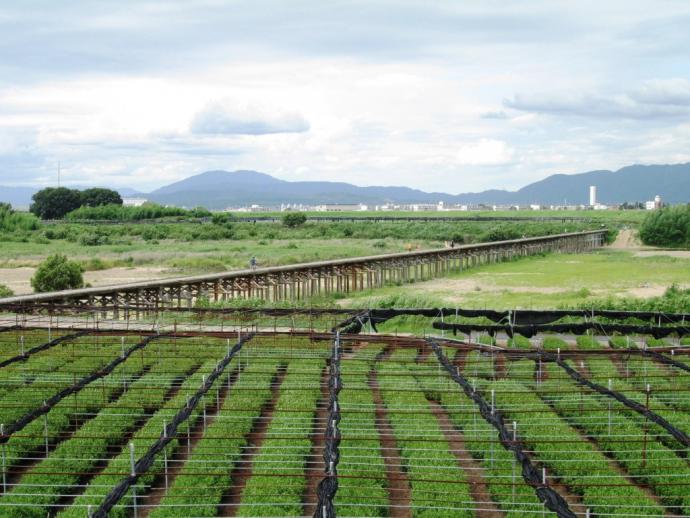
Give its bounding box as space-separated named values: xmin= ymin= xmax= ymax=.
xmin=1 ymin=163 xmax=689 ymax=209
xmin=144 ymin=163 xmax=690 ymax=208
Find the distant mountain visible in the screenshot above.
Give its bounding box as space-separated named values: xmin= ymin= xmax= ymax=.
xmin=147 ymin=164 xmax=690 ymax=208
xmin=3 ymin=163 xmax=689 ymax=209
xmin=0 ymin=186 xmax=36 ymax=208
xmin=147 ymin=170 xmax=463 ymax=207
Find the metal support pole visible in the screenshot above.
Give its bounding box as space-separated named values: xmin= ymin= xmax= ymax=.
xmin=129 ymin=442 xmax=138 ymax=518
xmin=43 ymin=413 xmax=49 ymax=454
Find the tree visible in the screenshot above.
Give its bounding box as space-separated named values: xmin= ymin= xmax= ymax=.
xmin=282 ymin=212 xmax=307 ymax=228
xmin=31 ymin=254 xmax=84 ymax=292
xmin=30 ymin=187 xmax=82 ymax=219
xmin=0 ymin=284 xmax=13 ymax=298
xmin=639 ymin=205 xmax=690 ymax=248
xmin=80 ymin=188 xmax=123 ymax=207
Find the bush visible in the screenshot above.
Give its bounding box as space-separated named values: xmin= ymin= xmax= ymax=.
xmin=564 ymin=284 xmax=690 ymax=314
xmin=31 ymin=254 xmax=84 ymax=293
xmin=484 ymin=225 xmax=521 ymax=242
xmin=0 ymin=203 xmax=40 ymax=232
xmin=639 ymin=205 xmax=690 ymax=247
xmin=282 ymin=212 xmax=307 ymax=228
xmin=211 ymin=213 xmax=234 ymax=225
xmin=79 ymin=232 xmax=111 ymax=246
xmin=66 ymin=203 xmax=189 ymax=221
xmin=0 ymin=284 xmax=13 ymax=298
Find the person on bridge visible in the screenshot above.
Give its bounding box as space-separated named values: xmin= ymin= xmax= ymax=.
xmin=249 ymin=256 xmax=257 ymax=270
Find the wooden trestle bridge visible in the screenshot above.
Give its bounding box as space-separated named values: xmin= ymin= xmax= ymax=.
xmin=0 ymin=230 xmax=607 ymax=312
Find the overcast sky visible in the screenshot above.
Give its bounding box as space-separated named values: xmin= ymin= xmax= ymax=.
xmin=1 ymin=1 xmax=690 ymax=193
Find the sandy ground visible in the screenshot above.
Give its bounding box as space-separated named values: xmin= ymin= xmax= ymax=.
xmin=0 ymin=266 xmax=170 ymax=295
xmin=610 ymin=228 xmax=690 ymax=257
xmin=609 ymin=228 xmax=640 ymax=249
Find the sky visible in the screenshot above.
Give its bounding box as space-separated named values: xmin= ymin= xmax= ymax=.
xmin=1 ymin=0 xmax=690 ymax=194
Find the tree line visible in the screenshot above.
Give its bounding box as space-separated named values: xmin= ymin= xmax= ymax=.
xmin=30 ymin=187 xmax=123 ymax=219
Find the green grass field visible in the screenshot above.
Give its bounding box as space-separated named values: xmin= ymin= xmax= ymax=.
xmin=338 ymin=249 xmax=690 ymax=310
xmin=0 ymin=237 xmax=420 ymax=271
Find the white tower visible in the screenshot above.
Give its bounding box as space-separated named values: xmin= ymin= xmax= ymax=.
xmin=589 ymin=185 xmax=596 ymax=206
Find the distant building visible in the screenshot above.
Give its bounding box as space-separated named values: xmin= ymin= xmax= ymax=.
xmin=411 ymin=203 xmax=438 ymax=212
xmin=589 ymin=185 xmax=597 ymax=206
xmin=645 ymin=195 xmax=663 ymax=210
xmin=314 ymin=204 xmax=368 ymax=212
xmin=122 ymin=197 xmax=148 ymax=207
xmin=233 ymin=204 xmax=273 ymax=212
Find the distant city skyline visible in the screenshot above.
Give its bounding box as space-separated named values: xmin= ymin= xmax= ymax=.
xmin=1 ymin=1 xmax=690 ymax=192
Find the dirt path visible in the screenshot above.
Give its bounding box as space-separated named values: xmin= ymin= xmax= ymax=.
xmin=302 ymin=365 xmax=330 ymax=516
xmin=0 ymin=266 xmax=170 ymax=296
xmin=609 ymin=228 xmax=640 ymax=249
xmin=140 ymin=364 xmax=245 ymax=517
xmin=415 ymin=343 xmax=432 ymax=363
xmin=494 ymin=353 xmax=507 ymax=380
xmin=428 ymin=400 xmax=504 ymax=518
xmin=454 ymin=349 xmax=469 ymax=374
xmin=368 ymin=368 xmax=412 ymax=518
xmin=219 ymin=364 xmax=288 ymax=517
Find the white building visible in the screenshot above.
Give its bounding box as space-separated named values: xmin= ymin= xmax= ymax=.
xmin=314 ymin=204 xmax=368 ymax=212
xmin=589 ymin=185 xmax=597 ymax=206
xmin=645 ymin=195 xmax=662 ymax=210
xmin=122 ymin=197 xmax=148 ymax=207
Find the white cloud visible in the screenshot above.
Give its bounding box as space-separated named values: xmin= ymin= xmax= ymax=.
xmin=505 ymin=79 xmax=690 ymax=121
xmin=455 ymin=139 xmax=514 ymax=166
xmin=1 ymin=2 xmax=690 ymax=194
xmin=190 ymin=100 xmax=310 ymax=135
xmin=631 ymin=79 xmax=690 ymax=106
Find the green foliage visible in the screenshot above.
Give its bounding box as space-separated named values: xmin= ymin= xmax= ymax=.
xmin=79 ymin=187 xmax=123 ymax=207
xmin=483 ymin=225 xmax=521 ymax=242
xmin=507 ymin=334 xmax=532 ymax=348
xmin=0 ymin=283 xmax=13 ymax=297
xmin=0 ymin=203 xmax=40 ymax=232
xmin=542 ymin=336 xmax=567 ymax=350
xmin=639 ymin=205 xmax=690 ymax=247
xmin=281 ymin=211 xmax=307 ymax=227
xmin=30 ymin=187 xmax=82 ymax=219
xmin=65 ymin=202 xmax=189 ymax=221
xmin=565 ymin=284 xmax=690 ymax=313
xmin=211 ymin=212 xmax=234 ymax=225
xmin=78 ymin=231 xmax=111 ymax=246
xmin=30 ymin=254 xmax=84 ymax=292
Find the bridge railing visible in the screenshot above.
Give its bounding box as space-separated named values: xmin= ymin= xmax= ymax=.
xmin=0 ymin=230 xmax=607 ymax=309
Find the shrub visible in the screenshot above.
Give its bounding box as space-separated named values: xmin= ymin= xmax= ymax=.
xmin=0 ymin=284 xmax=13 ymax=298
xmin=484 ymin=225 xmax=521 ymax=242
xmin=31 ymin=254 xmax=84 ymax=293
xmin=0 ymin=203 xmax=41 ymax=231
xmin=211 ymin=213 xmax=234 ymax=225
xmin=66 ymin=203 xmax=189 ymax=221
xmin=282 ymin=212 xmax=307 ymax=228
xmin=639 ymin=205 xmax=690 ymax=247
xmin=79 ymin=232 xmax=111 ymax=246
